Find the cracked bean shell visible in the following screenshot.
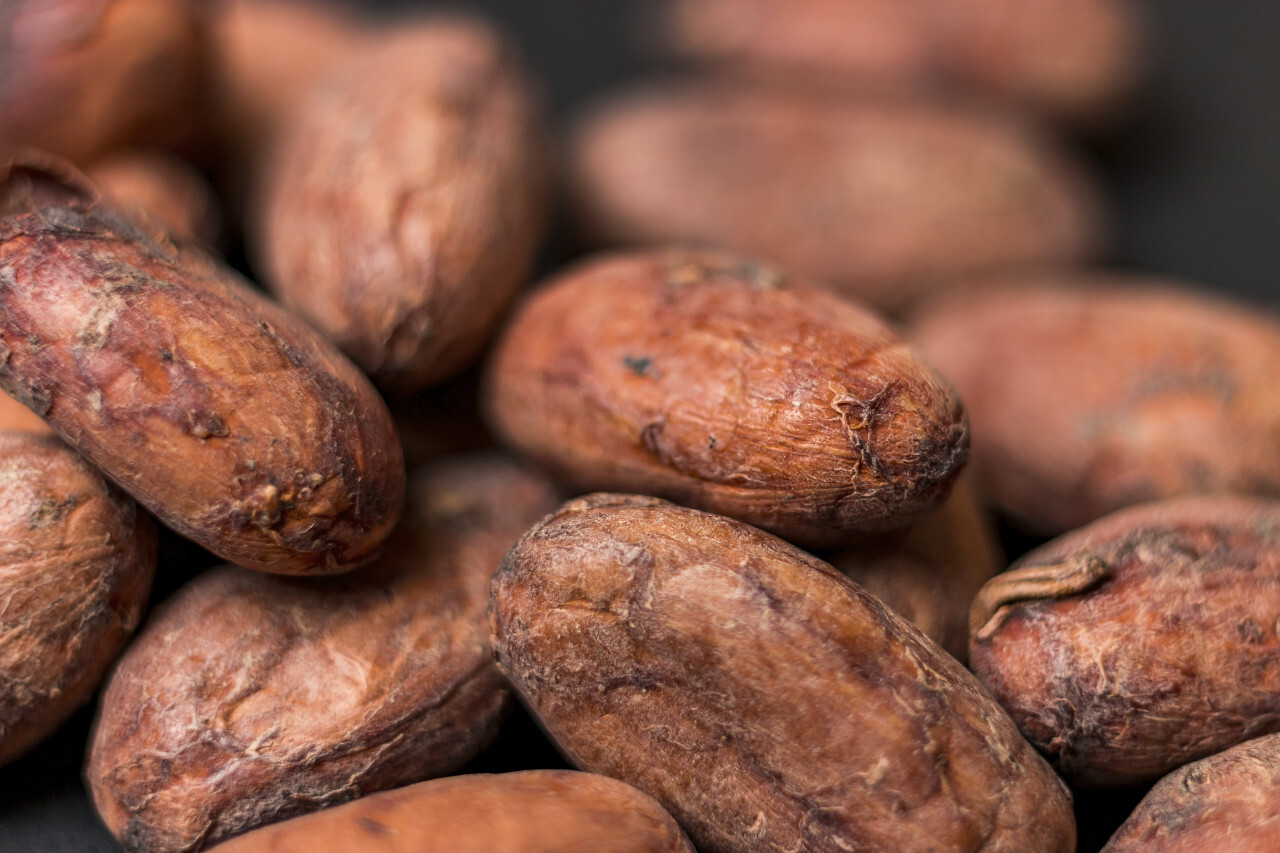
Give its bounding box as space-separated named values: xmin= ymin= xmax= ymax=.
xmin=491 ymin=493 xmax=1075 ymax=853
xmin=483 ymin=248 xmax=969 ymax=548
xmin=969 ymin=495 xmax=1280 ymax=787
xmin=0 ymin=153 xmax=403 ymax=575
xmin=0 ymin=431 xmax=156 ymax=766
xmin=87 ymin=453 xmax=559 ymax=852
xmin=911 ymin=274 xmax=1280 ymax=534
xmin=1101 ymin=732 xmax=1280 ymax=852
xmin=213 ymin=770 xmax=695 ymax=853
xmin=258 ymin=15 xmax=551 ymax=392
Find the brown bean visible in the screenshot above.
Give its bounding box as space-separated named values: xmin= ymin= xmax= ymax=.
xmin=969 ymin=496 xmax=1280 ymax=787
xmin=827 ymin=474 xmax=1001 ymax=661
xmin=654 ymin=0 xmax=1144 ymax=124
xmin=0 ymin=0 xmax=206 ymax=163
xmin=484 ymin=248 xmax=968 ymax=548
xmin=88 ymin=453 xmax=558 ymax=852
xmin=211 ymin=770 xmax=696 ymax=853
xmin=911 ymin=274 xmax=1280 ymax=534
xmin=0 ymin=431 xmax=155 ymax=766
xmin=568 ymin=82 xmax=1102 ymax=313
xmin=257 ymin=15 xmax=551 ymax=392
xmin=491 ymin=494 xmax=1076 ymax=853
xmin=0 ymin=152 xmax=403 ymax=575
xmin=1101 ymin=732 xmax=1280 ymax=852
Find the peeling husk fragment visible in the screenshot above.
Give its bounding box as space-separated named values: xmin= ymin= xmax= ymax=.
xmin=491 ymin=494 xmax=1076 ymax=853
xmin=911 ymin=274 xmax=1280 ymax=534
xmin=828 ymin=474 xmax=1001 ymax=661
xmin=1101 ymin=732 xmax=1280 ymax=852
xmin=567 ymin=83 xmax=1103 ymax=313
xmin=0 ymin=0 xmax=208 ymax=163
xmin=0 ymin=431 xmax=156 ymax=766
xmin=484 ymin=248 xmax=969 ymax=548
xmin=969 ymin=495 xmax=1280 ymax=787
xmin=0 ymin=152 xmax=403 ymax=575
xmin=258 ymin=14 xmax=551 ymax=392
xmin=88 ymin=453 xmax=559 ymax=852
xmin=212 ymin=770 xmax=696 ymax=853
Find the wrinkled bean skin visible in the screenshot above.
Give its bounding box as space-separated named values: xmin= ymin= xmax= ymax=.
xmin=1101 ymin=733 xmax=1280 ymax=853
xmin=911 ymin=275 xmax=1280 ymax=534
xmin=259 ymin=15 xmax=551 ymax=392
xmin=484 ymin=248 xmax=969 ymax=549
xmin=88 ymin=453 xmax=559 ymax=852
xmin=0 ymin=432 xmax=156 ymax=766
xmin=568 ymin=84 xmax=1102 ymax=313
xmin=970 ymin=496 xmax=1280 ymax=787
xmin=211 ymin=771 xmax=696 ymax=853
xmin=491 ymin=494 xmax=1075 ymax=853
xmin=0 ymin=154 xmax=403 ymax=575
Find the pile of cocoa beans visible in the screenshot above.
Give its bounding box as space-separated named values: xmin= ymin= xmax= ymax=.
xmin=2 ymin=1 xmax=1278 ymax=851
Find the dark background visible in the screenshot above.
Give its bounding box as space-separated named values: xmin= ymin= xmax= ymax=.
xmin=3 ymin=1 xmax=1279 ymax=850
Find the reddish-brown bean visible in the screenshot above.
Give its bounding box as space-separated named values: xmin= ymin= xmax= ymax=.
xmin=969 ymin=496 xmax=1280 ymax=787
xmin=568 ymin=83 xmax=1102 ymax=313
xmin=88 ymin=453 xmax=558 ymax=852
xmin=0 ymin=432 xmax=155 ymax=766
xmin=258 ymin=15 xmax=550 ymax=392
xmin=1101 ymin=733 xmax=1280 ymax=852
xmin=492 ymin=494 xmax=1076 ymax=853
xmin=912 ymin=274 xmax=1280 ymax=534
xmin=0 ymin=153 xmax=403 ymax=575
xmin=484 ymin=248 xmax=969 ymax=548
xmin=211 ymin=771 xmax=696 ymax=853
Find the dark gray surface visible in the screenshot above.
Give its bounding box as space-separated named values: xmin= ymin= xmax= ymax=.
xmin=4 ymin=1 xmax=1279 ymax=850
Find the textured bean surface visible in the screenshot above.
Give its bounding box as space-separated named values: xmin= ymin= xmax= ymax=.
xmin=492 ymin=494 xmax=1075 ymax=853
xmin=0 ymin=432 xmax=155 ymax=766
xmin=212 ymin=770 xmax=696 ymax=853
xmin=912 ymin=276 xmax=1280 ymax=534
xmin=655 ymin=0 xmax=1143 ymax=123
xmin=259 ymin=15 xmax=550 ymax=392
xmin=970 ymin=496 xmax=1280 ymax=787
xmin=485 ymin=248 xmax=968 ymax=548
xmin=0 ymin=155 xmax=403 ymax=574
xmin=568 ymin=84 xmax=1101 ymax=312
xmin=1101 ymin=732 xmax=1280 ymax=852
xmin=89 ymin=453 xmax=558 ymax=852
